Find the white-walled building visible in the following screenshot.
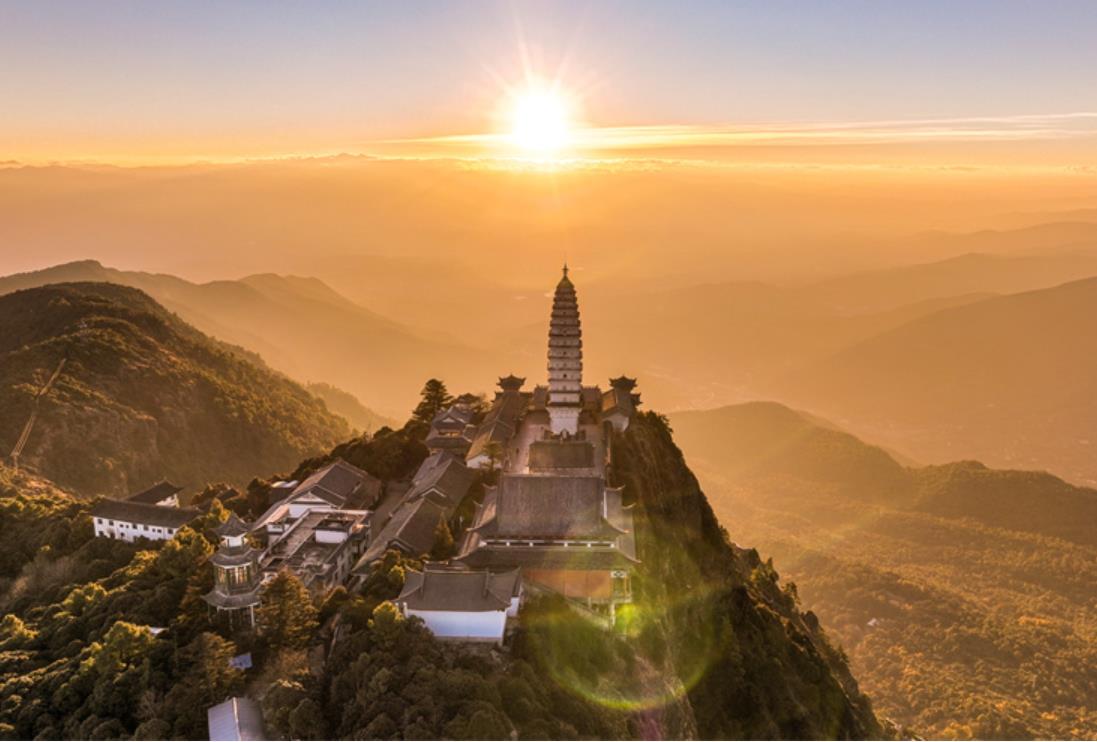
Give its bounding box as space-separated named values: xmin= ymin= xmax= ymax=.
xmin=398 ymin=567 xmax=522 ymax=644
xmin=207 ymin=696 xmax=265 ymax=741
xmin=91 ymin=499 xmax=199 ymax=542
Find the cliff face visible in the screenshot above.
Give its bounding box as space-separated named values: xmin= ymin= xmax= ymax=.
xmin=610 ymin=411 xmax=883 ymax=739
xmin=0 ymin=283 xmax=349 ymax=496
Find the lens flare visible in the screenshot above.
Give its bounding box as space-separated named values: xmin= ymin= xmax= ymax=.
xmin=521 ymin=585 xmax=728 ymax=712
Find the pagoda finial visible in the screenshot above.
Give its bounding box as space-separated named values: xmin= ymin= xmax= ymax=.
xmin=562 ymin=261 xmax=569 ymax=279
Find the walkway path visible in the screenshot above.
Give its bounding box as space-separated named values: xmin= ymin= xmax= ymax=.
xmin=9 ymin=355 xmax=67 ymax=470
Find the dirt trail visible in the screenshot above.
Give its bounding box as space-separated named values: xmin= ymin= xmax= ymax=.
xmin=9 ymin=355 xmax=67 ymax=469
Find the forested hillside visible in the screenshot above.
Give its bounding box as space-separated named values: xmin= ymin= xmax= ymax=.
xmin=0 ymin=261 xmax=495 ymax=417
xmin=673 ymin=403 xmax=1097 ymax=738
xmin=0 ymin=283 xmax=349 ymax=496
xmin=0 ymin=411 xmax=885 ymax=740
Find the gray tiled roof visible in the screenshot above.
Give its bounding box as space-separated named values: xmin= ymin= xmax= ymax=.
xmin=91 ymin=499 xmax=199 ymax=529
xmin=203 ymin=585 xmax=262 ymax=609
xmin=430 ymin=405 xmax=473 ymax=429
xmin=406 ymin=452 xmax=475 ymax=507
xmin=399 ymin=567 xmax=520 ymax=612
xmin=466 ymin=390 xmax=529 ymax=461
xmin=291 ymin=458 xmax=379 ymax=508
xmin=209 ymin=544 xmax=261 ymax=568
xmin=126 ymin=481 xmax=182 ymax=504
xmin=355 ymin=496 xmax=449 ymax=569
xmin=471 ymin=475 xmax=624 ymax=540
xmin=214 ymin=512 xmax=250 ymax=538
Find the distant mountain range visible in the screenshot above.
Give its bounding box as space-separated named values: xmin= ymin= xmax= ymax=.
xmin=781 ymin=276 xmax=1097 ymax=484
xmin=0 ymin=260 xmax=498 ymax=417
xmin=672 ymin=402 xmax=1097 ymax=738
xmin=0 ymin=282 xmax=350 ymax=496
xmin=8 ymin=227 xmax=1097 ymax=482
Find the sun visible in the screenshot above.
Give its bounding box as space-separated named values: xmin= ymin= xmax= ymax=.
xmin=508 ymin=85 xmax=572 ymax=155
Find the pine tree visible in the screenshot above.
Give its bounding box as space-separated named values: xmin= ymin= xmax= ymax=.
xmin=412 ymin=378 xmax=453 ymax=424
xmin=257 ymin=571 xmax=319 ymax=650
xmin=429 ymin=516 xmax=456 ymax=560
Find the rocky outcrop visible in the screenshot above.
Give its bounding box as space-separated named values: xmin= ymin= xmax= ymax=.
xmin=611 ymin=411 xmax=884 ymax=739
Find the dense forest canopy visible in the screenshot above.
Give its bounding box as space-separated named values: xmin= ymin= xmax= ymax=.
xmin=672 ymin=402 xmax=1097 ymax=739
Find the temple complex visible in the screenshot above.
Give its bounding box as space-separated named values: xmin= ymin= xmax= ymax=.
xmin=451 ymin=266 xmax=641 ymax=622
xmin=190 ymin=267 xmax=641 ymax=641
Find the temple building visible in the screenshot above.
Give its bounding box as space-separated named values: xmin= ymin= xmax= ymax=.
xmin=252 ymin=458 xmax=380 ymax=537
xmin=91 ymin=498 xmax=199 ymax=543
xmin=262 ymin=509 xmax=370 ymax=593
xmin=354 ymin=451 xmax=475 ymax=568
xmin=397 ymin=566 xmax=522 ymax=644
xmin=425 ymin=401 xmax=477 ymax=457
xmin=454 ymin=474 xmax=636 ymax=614
xmin=203 ymin=514 xmax=264 ymax=629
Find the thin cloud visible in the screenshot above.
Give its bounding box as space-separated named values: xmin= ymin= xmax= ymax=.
xmin=385 ymin=112 xmax=1097 ymax=154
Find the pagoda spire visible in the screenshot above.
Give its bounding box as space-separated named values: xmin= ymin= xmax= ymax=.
xmin=547 ymin=266 xmax=582 ymax=435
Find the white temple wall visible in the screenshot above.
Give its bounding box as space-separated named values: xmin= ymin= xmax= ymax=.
xmin=405 ymin=608 xmax=507 ymax=643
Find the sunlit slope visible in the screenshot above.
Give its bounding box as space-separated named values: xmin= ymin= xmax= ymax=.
xmin=0 ymin=282 xmax=349 ymax=496
xmin=0 ymin=261 xmax=496 ymax=417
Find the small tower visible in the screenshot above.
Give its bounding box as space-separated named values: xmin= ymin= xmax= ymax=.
xmin=203 ymin=513 xmax=263 ymax=630
xmin=548 ymin=264 xmax=583 ymax=435
xmin=604 ymin=376 xmax=641 ymax=432
xmin=498 ymin=374 xmax=526 ymax=393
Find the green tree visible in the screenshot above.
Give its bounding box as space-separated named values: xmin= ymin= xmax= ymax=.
xmin=262 ymin=679 xmax=328 ymax=740
xmin=368 ymin=600 xmax=405 ymax=642
xmin=483 ymin=441 xmax=504 ymax=475
xmin=174 ymin=632 xmax=243 ymax=706
xmin=155 ymin=526 xmax=213 ymax=579
xmin=160 ymin=632 xmax=244 ymax=736
xmin=412 ymin=378 xmax=453 ymax=424
xmin=88 ymin=622 xmax=157 ymax=722
xmin=461 ymin=707 xmax=513 ymax=740
xmin=258 ymin=571 xmax=319 ymax=650
xmin=430 ymin=516 xmax=456 ymax=560
xmin=0 ymin=614 xmax=37 ymax=649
